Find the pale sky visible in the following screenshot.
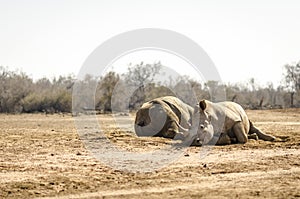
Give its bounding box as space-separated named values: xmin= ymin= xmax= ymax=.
xmin=0 ymin=0 xmax=300 ymax=87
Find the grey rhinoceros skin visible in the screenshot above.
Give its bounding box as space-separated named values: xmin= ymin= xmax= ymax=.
xmin=196 ymin=99 xmax=276 ymax=145
xmin=134 ymin=96 xmax=194 ymax=139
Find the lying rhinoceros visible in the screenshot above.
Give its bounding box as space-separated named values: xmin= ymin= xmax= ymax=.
xmin=134 ymin=96 xmax=194 ymax=139
xmin=195 ymin=99 xmax=276 ymax=145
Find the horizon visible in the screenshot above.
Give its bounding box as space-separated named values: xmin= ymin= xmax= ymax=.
xmin=0 ymin=62 xmax=287 ymax=90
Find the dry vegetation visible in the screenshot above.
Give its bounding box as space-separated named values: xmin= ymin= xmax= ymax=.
xmin=2 ymin=63 xmax=300 ymax=115
xmin=0 ymin=109 xmax=300 ymax=198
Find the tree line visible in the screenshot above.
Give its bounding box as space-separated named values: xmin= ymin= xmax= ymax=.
xmin=0 ymin=61 xmax=300 ymax=114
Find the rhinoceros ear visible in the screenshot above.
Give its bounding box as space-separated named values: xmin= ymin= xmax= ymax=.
xmin=199 ymin=100 xmax=207 ymax=111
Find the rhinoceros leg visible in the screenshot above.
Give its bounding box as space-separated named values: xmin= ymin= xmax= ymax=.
xmin=162 ymin=121 xmax=178 ymax=138
xmin=248 ymin=133 xmax=258 ymax=140
xmin=249 ymin=121 xmax=276 ymax=141
xmin=216 ymin=133 xmax=232 ymax=145
xmin=232 ymin=122 xmax=248 ymax=144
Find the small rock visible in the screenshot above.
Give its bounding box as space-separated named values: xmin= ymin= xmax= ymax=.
xmin=184 ymin=153 xmax=189 ymax=157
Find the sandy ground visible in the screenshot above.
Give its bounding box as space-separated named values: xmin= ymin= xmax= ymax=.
xmin=0 ymin=109 xmax=300 ymax=198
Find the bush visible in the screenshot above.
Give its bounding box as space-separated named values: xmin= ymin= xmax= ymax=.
xmin=21 ymin=90 xmax=71 ymax=113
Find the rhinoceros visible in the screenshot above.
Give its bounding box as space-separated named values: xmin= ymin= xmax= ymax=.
xmin=134 ymin=96 xmax=194 ymax=139
xmin=195 ymin=99 xmax=276 ymax=145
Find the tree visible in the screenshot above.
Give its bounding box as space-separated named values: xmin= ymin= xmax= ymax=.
xmin=204 ymin=80 xmax=226 ymax=102
xmin=125 ymin=62 xmax=161 ymax=86
xmin=0 ymin=66 xmax=33 ymax=112
xmin=225 ymin=83 xmax=240 ymax=102
xmin=97 ymin=71 xmax=120 ymax=112
xmin=283 ymin=62 xmax=300 ymax=107
xmin=123 ymin=62 xmax=161 ymax=109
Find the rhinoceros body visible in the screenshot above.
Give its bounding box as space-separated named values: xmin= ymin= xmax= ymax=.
xmin=134 ymin=96 xmax=194 ymax=139
xmin=196 ymin=100 xmax=276 ymax=145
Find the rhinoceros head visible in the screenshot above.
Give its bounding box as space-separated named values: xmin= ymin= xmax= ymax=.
xmin=134 ymin=102 xmax=167 ymax=137
xmin=196 ymin=100 xmax=214 ymax=145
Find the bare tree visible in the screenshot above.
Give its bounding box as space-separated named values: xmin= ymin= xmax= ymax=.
xmin=125 ymin=62 xmax=161 ymax=86
xmin=96 ymin=71 xmax=120 ymax=112
xmin=283 ymin=62 xmax=300 ymax=107
xmin=204 ymin=80 xmax=226 ymax=102
xmin=123 ymin=62 xmax=161 ymax=109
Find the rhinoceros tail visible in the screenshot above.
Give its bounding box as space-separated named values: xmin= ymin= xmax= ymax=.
xmin=249 ymin=120 xmax=276 ymax=141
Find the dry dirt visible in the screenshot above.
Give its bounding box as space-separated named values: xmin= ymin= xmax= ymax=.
xmin=0 ymin=109 xmax=300 ymax=199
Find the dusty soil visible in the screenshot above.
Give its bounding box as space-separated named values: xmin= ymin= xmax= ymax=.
xmin=0 ymin=109 xmax=300 ymax=199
